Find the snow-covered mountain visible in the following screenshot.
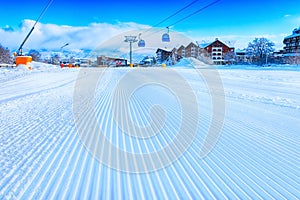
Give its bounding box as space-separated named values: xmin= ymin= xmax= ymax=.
xmin=89 ymin=29 xmax=193 ymax=61
xmin=27 ymin=28 xmax=193 ymax=63
xmin=39 ymin=48 xmax=92 ymax=60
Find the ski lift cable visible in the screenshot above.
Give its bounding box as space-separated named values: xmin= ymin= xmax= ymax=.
xmin=166 ymin=0 xmax=221 ymax=27
xmin=34 ymin=0 xmax=54 ymax=27
xmin=142 ymin=0 xmax=220 ymax=40
xmin=121 ymin=0 xmax=221 ymax=50
xmin=142 ymin=0 xmax=202 ymax=36
xmin=16 ymin=0 xmax=54 ymax=55
xmin=143 ymin=28 xmax=165 ymax=37
xmin=60 ymin=43 xmax=69 ymax=50
xmin=152 ymin=0 xmax=201 ymax=28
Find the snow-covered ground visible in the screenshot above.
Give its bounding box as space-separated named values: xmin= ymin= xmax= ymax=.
xmin=0 ymin=62 xmax=299 ymax=199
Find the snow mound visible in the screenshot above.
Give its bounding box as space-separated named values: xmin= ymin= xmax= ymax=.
xmin=12 ymin=62 xmax=60 ymax=72
xmin=30 ymin=61 xmax=59 ymax=71
xmin=14 ymin=64 xmax=32 ymax=71
xmin=217 ymin=64 xmax=300 ymax=71
xmin=174 ymin=57 xmax=211 ymax=69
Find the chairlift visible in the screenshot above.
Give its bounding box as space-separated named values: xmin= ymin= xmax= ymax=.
xmin=162 ymin=27 xmax=170 ymax=42
xmin=138 ymin=33 xmax=146 ymax=47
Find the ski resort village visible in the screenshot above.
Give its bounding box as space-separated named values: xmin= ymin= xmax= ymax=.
xmin=0 ymin=0 xmax=300 ymax=199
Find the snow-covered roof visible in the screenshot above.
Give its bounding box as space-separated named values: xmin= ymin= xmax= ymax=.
xmin=283 ymin=53 xmax=300 ymax=56
xmin=196 ymin=39 xmax=234 ymax=49
xmin=235 ymin=49 xmax=246 ymax=53
xmin=284 ymin=27 xmax=300 ymax=40
xmin=284 ymin=33 xmax=300 ymax=40
xmin=186 ymin=42 xmax=198 ymax=48
xmin=177 ymin=45 xmax=185 ymax=50
xmin=215 ymin=39 xmax=234 ymax=48
xmin=156 ymin=48 xmax=172 ymax=53
xmin=197 ymin=42 xmax=211 ymax=48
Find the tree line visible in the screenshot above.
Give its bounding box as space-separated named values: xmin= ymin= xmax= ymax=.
xmin=1 ymin=37 xmax=299 ymax=65
xmin=225 ymin=37 xmax=300 ymax=65
xmin=0 ymin=44 xmax=42 ymax=64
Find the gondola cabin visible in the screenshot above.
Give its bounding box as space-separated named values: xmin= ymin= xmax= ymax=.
xmin=138 ymin=39 xmax=146 ymax=47
xmin=162 ymin=33 xmax=170 ymax=42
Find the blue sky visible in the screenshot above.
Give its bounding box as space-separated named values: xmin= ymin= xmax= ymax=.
xmin=1 ymin=0 xmax=300 ymax=50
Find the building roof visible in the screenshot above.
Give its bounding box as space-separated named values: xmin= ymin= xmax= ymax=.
xmin=197 ymin=42 xmax=211 ymax=48
xmin=197 ymin=38 xmax=234 ymax=49
xmin=98 ymin=56 xmax=127 ymax=61
xmin=284 ymin=33 xmax=300 ymax=40
xmin=156 ymin=48 xmax=172 ymax=53
xmin=212 ymin=39 xmax=233 ymax=48
xmin=235 ymin=49 xmax=246 ymax=53
xmin=186 ymin=42 xmax=198 ymax=48
xmin=284 ymin=27 xmax=300 ymax=40
xmin=283 ymin=53 xmax=300 ymax=57
xmin=177 ymin=45 xmax=185 ymax=51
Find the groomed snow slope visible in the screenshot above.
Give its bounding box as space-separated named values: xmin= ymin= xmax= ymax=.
xmin=0 ymin=63 xmax=299 ymax=199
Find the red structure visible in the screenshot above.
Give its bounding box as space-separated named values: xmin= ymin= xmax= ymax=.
xmin=172 ymin=39 xmax=235 ymax=65
xmin=97 ymin=56 xmax=128 ymax=67
xmin=200 ymin=38 xmax=235 ymax=64
xmin=185 ymin=42 xmax=199 ymax=58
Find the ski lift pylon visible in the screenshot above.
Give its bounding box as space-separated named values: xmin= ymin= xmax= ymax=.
xmin=138 ymin=33 xmax=146 ymax=47
xmin=162 ymin=27 xmax=170 ymax=42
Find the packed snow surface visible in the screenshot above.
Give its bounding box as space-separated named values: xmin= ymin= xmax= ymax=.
xmin=0 ymin=62 xmax=299 ymax=199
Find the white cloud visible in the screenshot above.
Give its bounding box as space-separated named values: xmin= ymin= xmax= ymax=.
xmin=90 ymin=29 xmax=193 ymax=60
xmin=0 ymin=19 xmax=195 ymax=60
xmin=0 ymin=19 xmax=290 ymax=57
xmin=0 ymin=19 xmax=151 ymax=51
